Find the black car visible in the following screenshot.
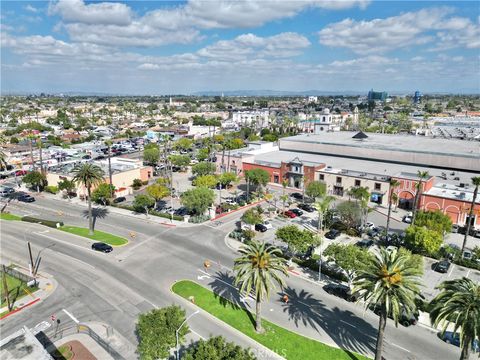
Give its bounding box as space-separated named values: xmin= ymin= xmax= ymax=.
xmin=325 ymin=229 xmax=341 ymax=239
xmin=92 ymin=242 xmax=113 ymax=253
xmin=435 ymin=260 xmax=451 ymax=273
xmin=290 ymin=192 xmax=303 ymax=200
xmin=370 ymin=305 xmax=418 ymax=327
xmin=18 ymin=194 xmax=35 ymax=202
xmin=174 ymin=207 xmax=191 ymax=216
xmin=113 ymin=196 xmax=126 ymax=203
xmin=290 ymin=208 xmax=304 ymax=216
xmin=255 ymin=223 xmax=268 ymax=232
xmin=356 ymin=239 xmax=374 ymax=248
xmin=298 ymin=203 xmax=315 ymax=212
xmin=323 ymin=283 xmax=358 ymax=302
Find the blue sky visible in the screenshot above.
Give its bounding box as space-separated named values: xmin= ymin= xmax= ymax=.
xmin=1 ymin=0 xmax=479 ymax=94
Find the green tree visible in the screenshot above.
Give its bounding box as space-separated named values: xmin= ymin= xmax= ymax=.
xmin=412 ymin=171 xmax=430 ymax=225
xmin=386 ymin=179 xmax=400 ymax=235
xmin=192 ymin=162 xmax=216 ymax=176
xmin=58 ymin=178 xmax=75 ymax=196
xmin=276 ymin=225 xmax=319 ymax=254
xmin=193 ymin=174 xmax=218 ymax=188
xmin=196 ymin=148 xmax=210 ymax=162
xmin=143 ymin=147 xmax=160 ymax=166
xmin=348 ymin=186 xmax=370 ymax=226
xmin=404 ymin=225 xmax=443 ymax=255
xmin=146 ymin=183 xmax=170 ymax=208
xmin=72 ymin=163 xmax=105 ymax=235
xmin=234 ymin=241 xmax=288 ymax=333
xmin=244 ymin=168 xmax=270 ymax=195
xmin=314 ymin=195 xmax=335 ymax=233
xmin=91 ymin=183 xmax=115 ymax=205
xmin=227 ymin=138 xmax=245 ymax=150
xmin=22 ymin=171 xmax=47 ymax=192
xmin=168 ymin=154 xmax=191 ymax=170
xmin=353 ymin=249 xmax=422 ymax=360
xmin=181 ymin=187 xmax=215 ymax=215
xmin=174 ymin=137 xmax=193 ymax=152
xmin=324 ymin=243 xmax=374 ymax=286
xmin=415 ymin=210 xmax=452 ymax=235
xmin=461 ymin=176 xmax=480 ymax=253
xmin=133 ymin=194 xmax=155 ymax=215
xmin=241 ymin=208 xmax=263 ymax=227
xmin=336 ymin=201 xmax=362 ymax=229
xmin=136 ymin=305 xmax=189 ymax=360
xmin=184 ymin=336 xmax=256 ymax=360
xmin=430 ymin=278 xmax=480 ymax=360
xmin=104 ymin=139 xmax=114 ymax=198
xmin=305 ymin=181 xmax=326 ymax=200
xmin=218 ymin=172 xmax=238 ymax=188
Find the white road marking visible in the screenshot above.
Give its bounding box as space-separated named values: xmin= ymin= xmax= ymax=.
xmin=30 ymin=321 xmax=51 ymax=335
xmin=197 ymin=275 xmax=211 ymax=280
xmin=190 ymin=328 xmax=206 ymax=340
xmin=466 ymin=269 xmax=471 ymax=278
xmin=390 ymin=343 xmax=411 ymax=353
xmin=447 ymin=264 xmax=455 ymax=278
xmin=62 ymin=308 xmax=80 ymax=324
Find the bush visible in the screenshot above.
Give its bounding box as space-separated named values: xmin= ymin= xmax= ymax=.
xmin=142 ymin=180 xmax=149 ymax=186
xmin=149 ymin=209 xmax=184 ymax=221
xmin=132 ymin=178 xmax=143 ymax=190
xmin=345 ymin=228 xmax=360 ymax=237
xmin=21 ymin=216 xmax=64 ymax=228
xmin=188 ymin=215 xmax=210 ymax=223
xmin=229 ymin=230 xmax=244 ymax=240
xmin=294 ymin=257 xmax=348 ymax=283
xmin=44 ymin=185 xmax=59 ymax=194
xmin=330 ymin=221 xmax=348 ymax=232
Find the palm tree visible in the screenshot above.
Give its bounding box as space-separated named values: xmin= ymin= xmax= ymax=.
xmin=104 ymin=139 xmax=114 ymax=198
xmin=72 ymin=163 xmax=105 ymax=235
xmin=353 ymin=249 xmax=422 ymax=360
xmin=348 ymin=186 xmax=370 ymax=227
xmin=461 ymin=177 xmax=480 ymax=254
xmin=430 ymin=277 xmax=480 ymax=360
xmin=385 ymin=179 xmax=400 ymax=235
xmin=234 ymin=241 xmax=288 ymax=333
xmin=37 ymin=137 xmax=44 ymax=175
xmin=412 ymin=171 xmax=429 ymax=225
xmin=314 ymin=195 xmax=335 ymax=233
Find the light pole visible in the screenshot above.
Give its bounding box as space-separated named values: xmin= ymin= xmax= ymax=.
xmin=176 ymin=310 xmax=199 ymax=360
xmin=318 ymin=242 xmax=323 ymax=282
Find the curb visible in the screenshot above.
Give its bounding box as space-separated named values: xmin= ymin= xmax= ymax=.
xmin=0 ymin=298 xmax=41 ymax=320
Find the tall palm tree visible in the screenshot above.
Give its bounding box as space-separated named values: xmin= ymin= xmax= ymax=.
xmin=353 ymin=249 xmax=422 ymax=360
xmin=234 ymin=241 xmax=288 ymax=333
xmin=37 ymin=137 xmax=44 ymax=175
xmin=461 ymin=177 xmax=480 ymax=254
xmin=104 ymin=139 xmax=114 ymax=198
xmin=412 ymin=171 xmax=429 ymax=225
xmin=72 ymin=163 xmax=105 ymax=235
xmin=430 ymin=277 xmax=480 ymax=360
xmin=385 ymin=179 xmax=400 ymax=235
xmin=314 ymin=195 xmax=335 ymax=233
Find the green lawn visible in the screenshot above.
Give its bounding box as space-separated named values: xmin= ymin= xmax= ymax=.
xmin=0 ymin=213 xmax=21 ymax=221
xmin=59 ymin=226 xmax=128 ymax=246
xmin=0 ymin=272 xmax=38 ymax=307
xmin=172 ymin=280 xmax=370 ymax=360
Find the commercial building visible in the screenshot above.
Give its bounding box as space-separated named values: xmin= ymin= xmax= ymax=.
xmin=231 ymin=110 xmax=270 ymax=128
xmin=368 ymin=89 xmax=388 ymax=101
xmin=0 ymin=326 xmax=52 ymax=360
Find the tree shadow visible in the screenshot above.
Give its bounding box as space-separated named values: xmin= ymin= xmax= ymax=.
xmin=279 ymin=286 xmax=377 ymax=357
xmin=82 ymin=207 xmax=109 ymax=230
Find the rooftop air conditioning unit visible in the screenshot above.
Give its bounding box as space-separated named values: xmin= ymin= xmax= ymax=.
xmin=459 ymin=183 xmax=465 ymax=188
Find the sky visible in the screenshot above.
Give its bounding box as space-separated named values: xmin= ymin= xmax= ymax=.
xmin=1 ymin=0 xmax=479 ymax=95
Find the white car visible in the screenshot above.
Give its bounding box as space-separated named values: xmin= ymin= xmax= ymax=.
xmin=386 ymin=245 xmax=398 ymax=253
xmin=402 ymin=216 xmax=412 ymax=224
xmin=365 ymin=222 xmax=375 ymax=229
xmin=263 ymin=221 xmax=273 ymax=230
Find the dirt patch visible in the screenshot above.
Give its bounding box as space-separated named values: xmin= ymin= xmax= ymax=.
xmin=52 ymin=340 xmax=96 ymax=360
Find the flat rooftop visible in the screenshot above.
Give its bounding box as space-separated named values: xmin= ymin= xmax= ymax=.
xmin=426 ymin=183 xmax=480 ymax=204
xmin=253 ymin=150 xmax=475 ymax=186
xmin=0 ymin=327 xmax=52 ymax=360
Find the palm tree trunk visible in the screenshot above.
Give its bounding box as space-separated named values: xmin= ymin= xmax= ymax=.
xmin=461 ymin=185 xmax=478 ymax=253
xmin=412 ymin=181 xmax=422 ymax=225
xmin=386 ymin=198 xmax=393 ymax=235
xmin=29 ymin=137 xmax=35 ymax=170
xmin=87 ymin=186 xmax=94 ymax=235
xmin=375 ymin=309 xmax=387 ymax=360
xmin=107 ymin=145 xmax=113 ymax=198
xmin=38 ymin=142 xmax=44 ymax=175
xmin=255 ymin=297 xmax=263 ymax=333
xmin=460 ymin=336 xmax=471 ymax=360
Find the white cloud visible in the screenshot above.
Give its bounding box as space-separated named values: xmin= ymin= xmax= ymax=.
xmin=24 ymin=4 xmax=39 ymax=13
xmin=138 ymin=63 xmax=160 ymax=70
xmin=318 ymin=7 xmax=478 ymax=53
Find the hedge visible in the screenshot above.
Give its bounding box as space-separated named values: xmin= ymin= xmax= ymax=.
xmin=21 ymin=216 xmax=64 ymax=228
xmin=44 ymin=185 xmax=59 ymax=194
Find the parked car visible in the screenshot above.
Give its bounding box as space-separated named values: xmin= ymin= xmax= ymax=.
xmin=283 ymin=210 xmax=297 ymax=218
xmin=174 ymin=207 xmax=191 ymax=216
xmin=325 ymin=229 xmax=341 ymax=239
xmin=290 ymin=192 xmax=303 ymax=200
xmin=441 ymin=332 xmax=479 ymax=353
xmin=356 ymin=239 xmax=374 ymax=249
xmin=323 ymin=283 xmax=358 ymax=302
xmin=290 ymin=208 xmax=303 ymax=217
xmin=298 ymin=203 xmax=315 ymax=212
xmin=91 ymin=242 xmax=113 ymax=253
xmin=255 ymin=223 xmax=268 ymax=232
xmin=0 ymin=187 xmax=15 ymax=197
xmin=370 ymin=305 xmax=419 ymax=327
xmin=434 ymin=260 xmax=451 ymax=273
xmin=364 ymin=222 xmax=375 ymax=229
xmin=262 ymin=221 xmax=273 ymax=229
xmin=402 ymin=215 xmax=412 ymax=224
xmin=113 ymin=196 xmax=126 ymax=203
xmin=14 ymin=170 xmax=28 ymax=176
xmin=18 ymin=194 xmax=35 ymax=202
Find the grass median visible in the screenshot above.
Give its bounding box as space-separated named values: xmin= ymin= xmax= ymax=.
xmin=172 ymin=280 xmax=370 ymax=360
xmin=59 ymin=226 xmax=128 ymax=246
xmin=0 ymin=213 xmax=22 ymax=221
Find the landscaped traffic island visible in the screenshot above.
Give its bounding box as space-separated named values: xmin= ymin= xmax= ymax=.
xmin=59 ymin=226 xmax=128 ymax=246
xmin=172 ymin=280 xmax=370 ymax=360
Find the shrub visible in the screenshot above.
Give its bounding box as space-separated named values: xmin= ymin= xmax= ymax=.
xmin=345 ymin=228 xmax=360 ymax=237
xmin=149 ymin=209 xmax=184 ymax=221
xmin=132 ymin=178 xmax=143 ymax=190
xmin=142 ymin=180 xmax=149 ymax=186
xmin=188 ymin=214 xmax=210 ymax=223
xmin=44 ymin=185 xmax=59 ymax=194
xmin=21 ymin=216 xmax=64 ymax=228
xmin=330 ymin=221 xmax=348 ymax=232
xmin=229 ymin=230 xmax=244 ymax=240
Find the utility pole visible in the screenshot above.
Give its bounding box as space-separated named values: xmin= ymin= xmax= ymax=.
xmin=28 ymin=242 xmax=35 ymax=276
xmin=2 ymin=265 xmax=11 ymax=311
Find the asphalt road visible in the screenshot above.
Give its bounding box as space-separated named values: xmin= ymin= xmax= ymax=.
xmin=0 ymin=196 xmax=462 ymax=360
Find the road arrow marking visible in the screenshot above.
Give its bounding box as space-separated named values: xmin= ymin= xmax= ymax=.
xmin=197 ymin=275 xmax=211 ymax=280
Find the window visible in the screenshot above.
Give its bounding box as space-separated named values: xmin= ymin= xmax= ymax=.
xmin=355 ymin=179 xmax=361 ymax=187
xmin=274 ymin=175 xmax=279 ymax=183
xmin=336 ymin=176 xmax=342 ymax=184
xmin=319 ymin=174 xmax=325 ymax=181
xmin=375 ymin=183 xmax=381 ymax=191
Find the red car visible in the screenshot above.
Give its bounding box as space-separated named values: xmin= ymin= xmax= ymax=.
xmin=15 ymin=170 xmax=27 ymax=176
xmin=284 ymin=210 xmax=297 ymax=218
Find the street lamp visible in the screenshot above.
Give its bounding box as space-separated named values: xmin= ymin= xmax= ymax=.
xmin=176 ymin=310 xmax=199 ymax=360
